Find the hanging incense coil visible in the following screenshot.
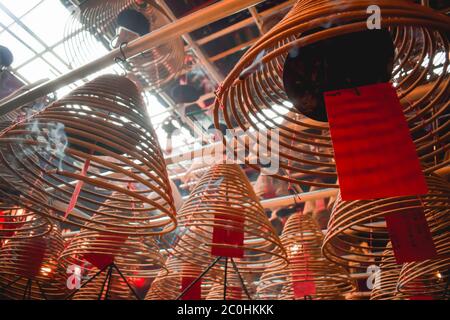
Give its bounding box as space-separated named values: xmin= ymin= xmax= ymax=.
xmin=214 ymin=0 xmax=450 ymax=188
xmin=60 ymin=212 xmax=167 ymax=300
xmin=169 ymin=164 xmax=287 ymax=274
xmin=145 ymin=256 xmax=218 ymax=300
xmin=0 ymin=222 xmax=67 ymax=300
xmin=257 ymin=212 xmax=355 ymax=300
xmin=322 ymin=175 xmax=449 ymax=272
xmin=370 ymin=243 xmax=406 ymax=300
xmin=64 ymin=0 xmax=184 ymax=88
xmin=0 ymin=75 xmax=176 ymax=235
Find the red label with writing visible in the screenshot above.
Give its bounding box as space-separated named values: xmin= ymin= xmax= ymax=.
xmin=385 ymin=206 xmax=437 ymax=263
xmin=324 ymin=82 xmax=428 ymax=200
xmin=211 ymin=213 xmax=244 ymax=258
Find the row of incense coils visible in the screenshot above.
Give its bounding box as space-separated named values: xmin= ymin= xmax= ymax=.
xmin=1 ymin=0 xmax=450 ymax=300
xmin=0 ymin=73 xmax=447 ymax=300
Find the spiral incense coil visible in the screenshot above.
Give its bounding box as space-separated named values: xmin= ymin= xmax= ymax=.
xmin=170 ymin=164 xmax=287 ymax=274
xmin=0 ymin=75 xmax=176 ymax=235
xmin=322 ymin=175 xmax=450 ymax=271
xmin=0 ymin=222 xmax=67 ymax=300
xmin=64 ymin=0 xmax=184 ymax=88
xmin=214 ymin=0 xmax=450 ymax=187
xmin=370 ymin=243 xmax=406 ymax=300
xmin=145 ymin=256 xmax=218 ymax=300
xmin=257 ymin=212 xmax=355 ymax=300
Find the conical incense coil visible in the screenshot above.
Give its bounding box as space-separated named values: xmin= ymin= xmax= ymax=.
xmin=214 ymin=0 xmax=449 ymax=188
xmin=0 ymin=222 xmax=67 ymax=300
xmin=64 ymin=0 xmax=184 ymax=89
xmin=170 ymin=164 xmax=287 ymax=274
xmin=0 ymin=75 xmax=176 ymax=235
xmin=145 ymin=256 xmax=218 ymax=300
xmin=370 ymin=243 xmax=407 ymax=300
xmin=322 ymin=175 xmax=449 ymax=271
xmin=257 ymin=212 xmax=355 ymax=300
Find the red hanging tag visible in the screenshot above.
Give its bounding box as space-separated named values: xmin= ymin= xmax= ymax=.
xmin=18 ymin=237 xmax=47 ymax=278
xmin=82 ymin=232 xmax=128 ymax=269
xmin=227 ymin=286 xmax=242 ymax=300
xmin=211 ymin=213 xmax=244 ymax=258
xmin=0 ymin=211 xmax=24 ymax=237
xmin=385 ymin=204 xmax=437 ymax=264
xmin=64 ymin=159 xmax=91 ymax=219
xmin=181 ymin=267 xmax=202 ymax=300
xmin=291 ymin=252 xmax=316 ymax=299
xmin=408 ymin=281 xmax=434 ymax=300
xmin=324 ymin=82 xmax=428 ymax=200
xmin=0 ymin=211 xmax=5 ymax=231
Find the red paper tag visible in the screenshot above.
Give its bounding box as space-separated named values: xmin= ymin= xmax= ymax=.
xmin=18 ymin=237 xmax=46 ymax=278
xmin=83 ymin=233 xmax=128 ymax=269
xmin=65 ymin=158 xmax=91 ymax=218
xmin=291 ymin=252 xmax=316 ymax=299
xmin=0 ymin=211 xmax=24 ymax=237
xmin=211 ymin=213 xmax=244 ymax=258
xmin=385 ymin=206 xmax=437 ymax=263
xmin=408 ymin=281 xmax=434 ymax=300
xmin=324 ymin=82 xmax=428 ymax=200
xmin=227 ymin=286 xmax=242 ymax=300
xmin=0 ymin=211 xmax=5 ymax=232
xmin=181 ymin=276 xmax=202 ymax=300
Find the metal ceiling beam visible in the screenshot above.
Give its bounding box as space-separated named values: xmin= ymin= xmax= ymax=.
xmin=196 ymin=0 xmax=295 ymax=46
xmin=248 ymin=6 xmax=265 ymax=34
xmin=0 ymin=0 xmax=266 ymax=116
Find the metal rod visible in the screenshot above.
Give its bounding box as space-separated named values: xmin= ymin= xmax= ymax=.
xmin=22 ymin=279 xmax=32 ymax=300
xmin=35 ymin=280 xmax=49 ymax=300
xmin=98 ymin=265 xmax=112 ymax=300
xmin=223 ymin=257 xmax=228 ymax=300
xmin=0 ymin=0 xmax=265 ymax=116
xmin=0 ymin=276 xmax=22 ymax=293
xmin=112 ymin=263 xmax=141 ymax=300
xmin=230 ymin=258 xmax=252 ymax=300
xmin=176 ymin=255 xmax=222 ymax=300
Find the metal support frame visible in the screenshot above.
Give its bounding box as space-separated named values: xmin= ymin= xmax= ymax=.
xmin=0 ymin=276 xmax=48 ymax=300
xmin=64 ymin=263 xmax=140 ymax=300
xmin=176 ymin=256 xmax=252 ymax=300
